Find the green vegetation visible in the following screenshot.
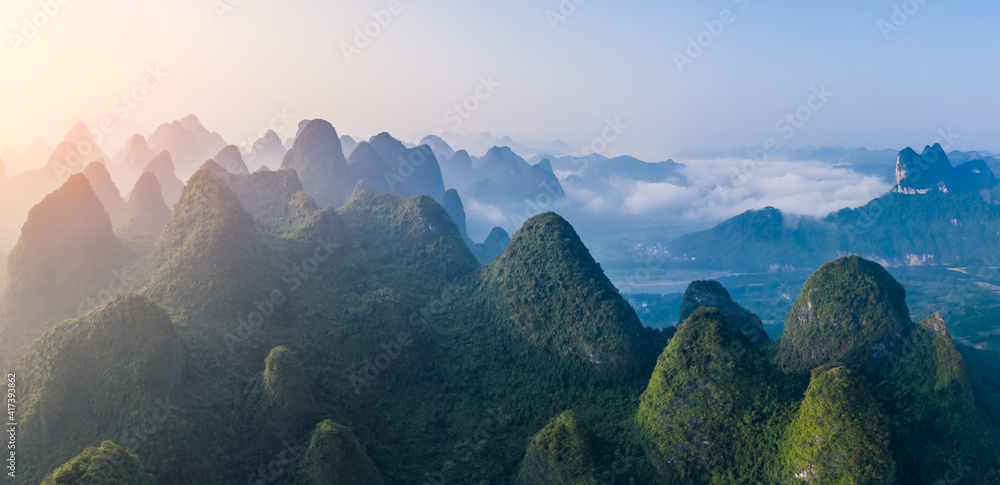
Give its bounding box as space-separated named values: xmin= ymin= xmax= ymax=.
xmin=261 ymin=346 xmax=315 ymax=428
xmin=0 ymin=173 xmax=129 ymax=370
xmin=776 ymin=256 xmax=910 ymax=375
xmin=670 ymin=206 xmax=832 ymax=271
xmin=16 ymin=294 xmax=184 ymax=481
xmin=142 ymin=168 xmax=281 ymax=323
xmin=679 ymin=280 xmax=769 ymax=344
xmin=227 ymin=168 xmax=320 ymax=237
xmin=41 ymin=441 xmax=157 ymax=485
xmin=517 ymin=410 xmax=597 ymax=484
xmin=879 ymin=313 xmax=990 ymax=483
xmin=669 ymin=188 xmax=1000 ymax=273
xmin=114 ymin=171 xmax=171 ymax=251
xmin=3 ymin=166 xmax=1000 ymax=484
xmin=780 ymin=365 xmax=895 ymax=484
xmin=487 ymin=212 xmax=657 ymax=374
xmin=296 ymin=420 xmax=384 ymax=485
xmin=467 ymin=225 xmax=511 ymax=265
xmin=637 ymin=308 xmax=785 ymax=483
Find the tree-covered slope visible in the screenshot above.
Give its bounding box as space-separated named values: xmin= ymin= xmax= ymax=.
xmin=678 ymin=280 xmax=769 ymax=344
xmin=142 ymin=168 xmax=282 ymax=324
xmin=517 ymin=410 xmax=597 ymax=484
xmin=780 ymin=364 xmax=895 ymax=484
xmin=41 ymin=441 xmax=157 ymax=485
xmin=636 ymin=308 xmax=785 ymax=483
xmin=4 ymin=160 xmax=999 ymax=485
xmin=226 ymin=168 xmax=321 ymax=237
xmin=669 ymin=206 xmax=834 ymax=271
xmin=114 ymin=171 xmax=171 ymax=251
xmin=668 ymin=150 xmax=1000 ymax=273
xmin=776 ymin=256 xmax=911 ymax=375
xmin=295 ymin=420 xmax=384 ymax=485
xmin=0 ymin=174 xmax=129 ymax=369
xmin=486 ymin=212 xmax=656 ymax=374
xmin=879 ymin=313 xmax=995 ymax=483
xmin=339 ymin=191 xmax=479 ymax=300
xmin=16 ymin=294 xmax=184 ymax=481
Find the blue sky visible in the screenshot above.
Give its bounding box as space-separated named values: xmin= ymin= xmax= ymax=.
xmin=2 ymin=0 xmax=999 ymax=161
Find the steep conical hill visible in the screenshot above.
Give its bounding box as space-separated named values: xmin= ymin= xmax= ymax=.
xmin=636 ymin=307 xmax=777 ymax=482
xmin=41 ymin=441 xmax=157 ymax=485
xmin=143 ymin=151 xmax=184 ymax=206
xmin=369 ymin=132 xmax=446 ymax=200
xmin=347 ymin=141 xmax=391 ymax=193
xmin=296 ymin=420 xmax=385 ymax=485
xmin=16 ymin=294 xmax=184 ymax=481
xmin=467 ymin=226 xmax=511 ymax=265
xmin=679 ymin=280 xmax=769 ymax=345
xmin=0 ymin=173 xmax=128 ymax=368
xmin=780 ymin=365 xmax=895 ymax=484
xmin=517 ymin=410 xmax=598 ymax=484
xmin=440 ymin=188 xmax=467 ymax=237
xmin=114 ymin=171 xmax=171 ymax=250
xmin=143 ymin=169 xmax=280 ymax=322
xmin=213 ymin=144 xmax=250 ymax=175
xmin=487 ymin=212 xmax=653 ymax=373
xmin=776 ymin=256 xmax=911 ymax=375
xmin=82 ymin=161 xmax=125 ymax=217
xmin=226 ymin=168 xmax=323 ymax=237
xmin=881 ymin=313 xmax=992 ymax=483
xmin=281 ymin=119 xmax=356 ymax=208
xmin=338 ymin=192 xmax=478 ymax=300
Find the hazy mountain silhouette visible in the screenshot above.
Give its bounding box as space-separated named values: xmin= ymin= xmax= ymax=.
xmin=280 ymin=119 xmax=356 ymax=208
xmin=142 ymin=150 xmax=185 ymax=207
xmin=244 ymin=129 xmax=287 ymax=172
xmin=111 ymin=133 xmax=156 ymax=189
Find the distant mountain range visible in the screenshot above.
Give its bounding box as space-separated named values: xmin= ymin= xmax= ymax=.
xmin=668 ymin=143 xmax=1000 ymax=272
xmin=1 ymin=164 xmax=996 ymax=481
xmin=6 ymin=117 xmax=1000 ymax=285
xmin=2 ymin=117 xmax=1000 ymax=482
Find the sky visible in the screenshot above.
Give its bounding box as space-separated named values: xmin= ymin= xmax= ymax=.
xmin=2 ymin=0 xmax=1000 ymax=162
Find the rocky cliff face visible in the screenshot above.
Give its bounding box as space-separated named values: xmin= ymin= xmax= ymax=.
xmin=893 ymin=143 xmax=998 ymax=195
